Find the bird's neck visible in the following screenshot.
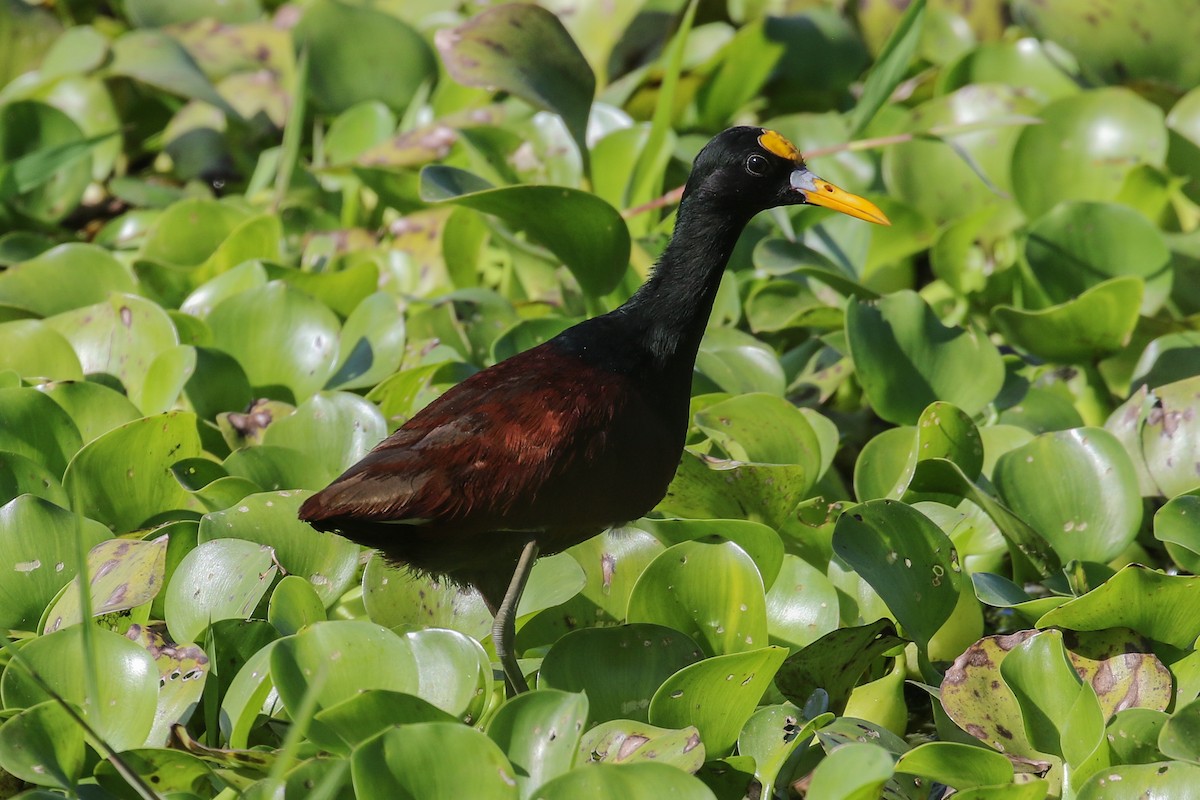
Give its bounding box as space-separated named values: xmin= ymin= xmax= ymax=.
xmin=621 ymin=196 xmax=751 ymax=366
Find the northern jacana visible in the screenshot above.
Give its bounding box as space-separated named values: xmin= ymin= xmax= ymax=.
xmin=299 ymin=126 xmax=890 ymax=694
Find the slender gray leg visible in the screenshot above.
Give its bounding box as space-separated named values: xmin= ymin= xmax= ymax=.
xmin=481 ymin=539 xmax=539 ymax=696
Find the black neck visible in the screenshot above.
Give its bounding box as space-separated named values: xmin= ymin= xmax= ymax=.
xmin=619 ymin=193 xmax=752 ymax=366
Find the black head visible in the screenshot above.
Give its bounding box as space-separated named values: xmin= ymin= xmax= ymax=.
xmin=682 ymin=126 xmax=890 ymax=226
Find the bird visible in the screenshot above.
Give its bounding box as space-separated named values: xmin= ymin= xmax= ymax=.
xmin=299 ymin=126 xmax=890 ymax=695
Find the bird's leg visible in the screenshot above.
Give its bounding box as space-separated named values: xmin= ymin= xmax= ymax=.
xmin=480 ymin=539 xmax=540 ymax=696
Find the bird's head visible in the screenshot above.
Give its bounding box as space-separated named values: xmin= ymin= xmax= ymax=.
xmin=684 ymin=126 xmax=890 ymax=226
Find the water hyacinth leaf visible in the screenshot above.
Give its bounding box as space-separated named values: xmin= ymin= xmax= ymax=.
xmin=765 ymin=554 xmax=840 ymax=650
xmin=579 ymin=720 xmax=706 ymax=772
xmin=199 ymin=490 xmax=359 ymax=607
xmin=40 ymin=377 xmax=143 ymax=444
xmin=44 ymin=535 xmax=167 ymax=633
xmin=848 ymin=0 xmax=925 ymax=136
xmin=0 ymin=700 xmax=86 ymax=789
xmin=881 ymin=84 xmax=1031 ymax=224
xmin=1159 ymin=698 xmax=1200 ymax=764
xmin=1140 ymin=376 xmax=1200 ymax=499
xmin=775 ymin=619 xmax=906 ymax=711
xmin=1011 ymin=88 xmax=1167 ymax=220
xmin=738 ymin=703 xmax=830 ymax=792
xmin=909 ymin=457 xmax=1061 ymax=575
xmin=363 ymin=554 xmax=492 ymax=640
xmin=832 ymin=500 xmax=961 ymax=646
xmin=1000 ymin=629 xmax=1088 ymax=757
xmin=992 ymin=277 xmax=1144 ymax=364
xmin=1 ymin=625 xmax=159 ymax=751
xmin=1037 ymin=567 xmax=1200 ymax=650
xmin=0 ymin=452 xmax=66 ymax=509
xmin=486 ymin=689 xmax=588 ymax=799
xmin=420 ymin=166 xmax=627 ymax=297
xmin=693 ymin=392 xmax=823 ymax=473
xmin=326 ymin=292 xmax=406 ymax=391
xmin=806 ymin=741 xmax=895 ymax=800
xmin=894 ymin=741 xmax=1014 ymax=790
xmin=1065 ymin=629 xmax=1172 ymax=719
xmin=658 ymin=453 xmax=811 ymax=530
xmin=538 ymin=624 xmax=704 ymax=725
xmin=0 ymin=386 xmax=82 ymax=476
xmin=0 ymin=243 xmax=134 ymax=316
xmin=939 ymin=37 xmax=1079 ymax=102
xmin=1025 ymin=202 xmax=1170 ymax=314
xmin=533 ymin=762 xmax=716 ymax=799
xmin=296 ymin=0 xmax=435 ymax=115
xmin=1106 ymin=708 xmax=1169 ymax=765
xmin=627 ymin=540 xmax=768 ymax=657
xmin=46 ymin=293 xmax=179 ymax=398
xmin=641 ymin=518 xmax=784 ymax=590
xmin=992 ymin=428 xmax=1141 ymax=564
xmin=940 ymin=631 xmax=1044 ymax=759
xmin=0 ymin=319 xmax=82 ymax=381
xmin=695 ymin=326 xmax=787 ymax=396
xmin=351 ymin=723 xmax=518 ymax=800
xmin=648 ymin=646 xmax=788 ymax=755
xmin=271 ymin=620 xmax=418 ymax=750
xmin=0 ymin=100 xmax=92 ymax=224
xmin=0 ymin=494 xmax=110 ymax=631
xmin=164 ymin=538 xmax=277 ymax=644
xmin=208 ymin=281 xmax=340 ymax=403
xmin=262 ymin=392 xmax=387 ymax=479
xmin=1076 ymin=762 xmax=1200 ymax=800
xmin=518 ymin=526 xmax=665 ymax=646
xmin=218 ymin=638 xmax=278 ymax=749
xmin=125 ymin=623 xmax=209 ymax=745
xmin=108 ymin=29 xmax=237 ymax=116
xmin=404 ymin=628 xmax=493 ymax=723
xmin=268 ymin=573 xmax=325 ymax=636
xmin=1156 ymin=495 xmax=1200 ymax=574
xmin=846 ymin=291 xmax=1004 ymax=425
xmin=93 ymin=748 xmax=216 ymax=798
xmin=315 ymin=690 xmax=457 ymax=750
xmin=1010 ymin=0 xmax=1200 ymax=89
xmin=436 ymin=3 xmax=594 ymax=165
xmin=180 ymin=260 xmax=268 ymax=319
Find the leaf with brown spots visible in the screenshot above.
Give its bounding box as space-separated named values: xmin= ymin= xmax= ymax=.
xmin=44 ymin=534 xmax=168 ymax=633
xmin=1065 ymin=628 xmax=1173 ymax=719
xmin=776 ymin=618 xmax=907 ymax=712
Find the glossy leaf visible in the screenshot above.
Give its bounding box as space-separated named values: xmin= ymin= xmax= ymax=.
xmin=351 ymin=723 xmax=518 ymax=800
xmin=487 ymin=689 xmax=588 ymax=799
xmin=164 ymin=537 xmax=277 ymax=644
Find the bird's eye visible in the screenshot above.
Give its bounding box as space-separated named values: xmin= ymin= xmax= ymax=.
xmin=745 ymin=153 xmax=769 ymax=176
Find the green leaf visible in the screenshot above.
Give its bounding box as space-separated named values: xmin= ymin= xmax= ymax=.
xmin=44 ymin=535 xmax=167 ymax=633
xmin=1011 ymin=88 xmax=1167 ymax=219
xmin=436 ymin=4 xmax=594 ymax=168
xmin=268 ymin=574 xmax=325 ymax=636
xmin=1 ymin=625 xmax=159 ymax=751
xmin=627 ymin=540 xmax=768 ymax=657
xmin=63 ymin=411 xmax=203 ymax=533
xmin=199 ymin=490 xmax=359 ymax=608
xmin=0 ymin=319 xmax=82 ymax=381
xmin=0 ymin=495 xmax=110 ymax=631
xmin=487 ymin=690 xmax=588 ymax=800
xmin=532 ymin=762 xmax=716 ymax=799
xmin=107 ymin=29 xmax=238 ymax=117
xmin=806 ymin=742 xmax=895 ymax=800
xmin=1025 ymin=202 xmax=1170 ymax=313
xmin=894 ymin=741 xmax=1014 ymax=790
xmin=1037 ymin=566 xmax=1200 ymax=650
xmin=999 ymin=629 xmax=1085 ymax=757
xmin=420 ymin=166 xmax=628 ymax=297
xmin=262 ymin=392 xmax=387 ymax=479
xmin=208 ymin=281 xmax=341 ymax=403
xmin=164 ymin=538 xmax=278 ymax=643
xmin=832 ymin=500 xmax=962 ymax=646
xmin=0 ymin=700 xmax=86 ymax=789
xmin=1077 ymin=762 xmax=1200 ymax=800
xmin=1140 ymin=376 xmax=1200 ymax=498
xmin=0 ymin=243 xmax=134 ymax=316
xmin=848 ymin=0 xmax=926 ymax=136
xmin=315 ymin=690 xmax=456 ymax=750
xmin=351 ymin=723 xmax=518 ymax=800
xmin=579 ymin=720 xmax=706 ymax=771
xmin=0 ymin=100 xmax=92 ymax=223
xmin=539 ymin=624 xmax=703 ymax=726
xmin=1156 ymin=494 xmax=1200 ymax=573
xmin=846 ymin=291 xmax=1004 ymax=425
xmin=648 ymin=646 xmax=789 ymax=755
xmin=765 ymin=554 xmax=840 ymax=650
xmin=992 ymin=277 xmax=1145 ymax=363
xmin=775 ymin=619 xmax=906 ymax=711
xmin=992 ymin=427 xmax=1142 ymax=563
xmin=0 ymin=386 xmax=82 ymax=476
xmin=126 ymin=623 xmax=209 ymax=745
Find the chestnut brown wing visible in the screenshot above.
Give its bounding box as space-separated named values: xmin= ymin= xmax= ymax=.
xmin=298 ymin=345 xmax=679 ymax=544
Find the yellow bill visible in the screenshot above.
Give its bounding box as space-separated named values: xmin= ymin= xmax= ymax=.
xmin=790 ymin=168 xmax=891 ymax=226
